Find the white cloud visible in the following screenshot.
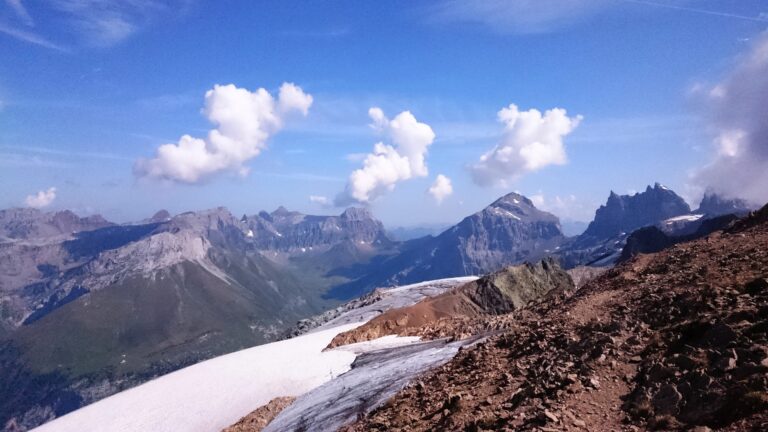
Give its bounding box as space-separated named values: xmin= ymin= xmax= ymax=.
xmin=470 ymin=104 xmax=582 ymax=187
xmin=25 ymin=187 xmax=56 ymax=208
xmin=430 ymin=0 xmax=611 ymax=34
xmin=309 ymin=195 xmax=330 ymax=206
xmin=135 ymin=83 xmax=312 ymax=183
xmin=336 ymin=108 xmax=435 ymax=205
xmin=428 ymin=174 xmax=453 ymax=204
xmin=691 ymin=31 xmax=768 ymax=205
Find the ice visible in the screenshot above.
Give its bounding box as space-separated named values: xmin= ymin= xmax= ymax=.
xmin=264 ymin=337 xmax=484 ymax=432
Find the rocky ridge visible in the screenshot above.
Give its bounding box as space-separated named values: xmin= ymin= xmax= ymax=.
xmin=337 ymin=202 xmax=768 ymax=431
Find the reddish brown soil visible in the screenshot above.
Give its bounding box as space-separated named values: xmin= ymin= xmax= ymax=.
xmin=222 ymin=397 xmax=295 ymax=432
xmin=327 ymin=289 xmax=483 ymax=348
xmin=339 ymin=208 xmax=768 ymax=431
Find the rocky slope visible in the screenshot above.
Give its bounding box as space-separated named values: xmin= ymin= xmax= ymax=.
xmin=336 ymin=202 xmax=768 ymax=431
xmin=328 ymin=258 xmax=573 ymax=348
xmin=327 ymin=193 xmax=567 ymax=299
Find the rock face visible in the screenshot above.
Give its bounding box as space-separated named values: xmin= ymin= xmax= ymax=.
xmin=695 ymin=192 xmax=753 ymax=216
xmin=327 ymin=193 xmax=566 ymax=299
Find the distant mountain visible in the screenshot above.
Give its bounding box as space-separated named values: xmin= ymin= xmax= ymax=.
xmin=695 ymin=192 xmax=753 ymax=216
xmin=556 ymin=183 xmax=692 ymax=267
xmin=241 ymin=206 xmax=392 ymax=252
xmin=327 ymin=192 xmax=566 ymax=299
xmin=583 ymin=183 xmax=691 ymax=239
xmin=560 ymin=219 xmax=588 ymax=237
xmin=0 ymin=206 xmax=394 ymax=430
xmin=0 ymin=208 xmax=112 ymax=241
xmin=387 ymin=224 xmax=449 ymax=241
xmin=145 ymin=209 xmax=171 ymax=223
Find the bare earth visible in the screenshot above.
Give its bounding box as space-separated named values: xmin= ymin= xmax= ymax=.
xmin=222 ymin=397 xmax=295 ymax=432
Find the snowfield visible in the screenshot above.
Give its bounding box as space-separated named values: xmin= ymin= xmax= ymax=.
xmin=33 ymin=323 xmax=363 ymax=432
xmin=33 ymin=276 xmax=476 ymax=432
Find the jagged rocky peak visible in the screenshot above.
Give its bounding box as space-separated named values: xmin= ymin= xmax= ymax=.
xmin=583 ymin=183 xmax=691 ymax=239
xmin=696 ymin=191 xmax=753 ymax=216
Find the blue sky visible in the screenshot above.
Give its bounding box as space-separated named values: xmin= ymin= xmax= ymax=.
xmin=1 ymin=0 xmax=767 ymax=227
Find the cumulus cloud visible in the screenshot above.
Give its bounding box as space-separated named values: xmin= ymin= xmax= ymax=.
xmin=336 ymin=108 xmax=435 ymax=205
xmin=25 ymin=187 xmax=56 ymax=208
xmin=470 ymin=104 xmax=582 ymax=187
xmin=135 ymin=83 xmax=312 ymax=183
xmin=691 ymin=32 xmax=768 ymax=205
xmin=428 ymin=174 xmax=453 ymax=204
xmin=309 ymin=195 xmax=330 ymax=207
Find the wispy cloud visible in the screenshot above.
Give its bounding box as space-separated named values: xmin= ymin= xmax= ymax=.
xmin=0 ymin=0 xmax=194 ymax=50
xmin=0 ymin=144 xmax=133 ymax=161
xmin=5 ymin=0 xmax=33 ymax=26
xmin=0 ymin=22 xmax=68 ymax=51
xmin=615 ymin=0 xmax=768 ymax=23
xmin=428 ymin=0 xmax=611 ymax=34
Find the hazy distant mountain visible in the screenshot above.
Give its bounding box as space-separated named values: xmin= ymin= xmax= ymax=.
xmin=327 ymin=192 xmax=566 ymax=299
xmin=560 ymin=219 xmax=588 ymax=236
xmin=0 ymin=208 xmax=112 ymax=241
xmin=387 ymin=224 xmax=450 ymax=241
xmin=242 ymin=206 xmax=392 ymax=252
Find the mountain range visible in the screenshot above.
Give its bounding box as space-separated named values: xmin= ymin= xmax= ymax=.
xmin=0 ymin=184 xmax=756 ymax=430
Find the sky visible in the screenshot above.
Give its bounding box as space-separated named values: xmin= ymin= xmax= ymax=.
xmin=1 ymin=0 xmax=767 ymax=228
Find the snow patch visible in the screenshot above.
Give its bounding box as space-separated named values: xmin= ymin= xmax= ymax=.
xmin=665 ymin=214 xmax=704 ymax=223
xmin=491 ymin=207 xmax=521 ymax=220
